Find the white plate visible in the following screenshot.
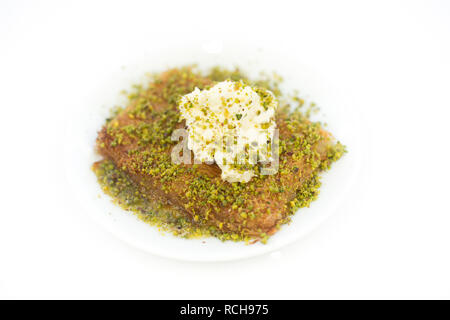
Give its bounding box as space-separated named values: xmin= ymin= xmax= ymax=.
xmin=63 ymin=43 xmax=362 ymax=262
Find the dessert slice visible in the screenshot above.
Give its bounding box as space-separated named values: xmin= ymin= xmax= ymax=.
xmin=94 ymin=67 xmax=345 ymax=242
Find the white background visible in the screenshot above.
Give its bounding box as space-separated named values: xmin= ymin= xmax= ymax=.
xmin=1 ymin=0 xmax=450 ymax=299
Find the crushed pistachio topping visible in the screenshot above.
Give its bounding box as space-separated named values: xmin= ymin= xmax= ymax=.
xmin=179 ymin=80 xmax=277 ymax=183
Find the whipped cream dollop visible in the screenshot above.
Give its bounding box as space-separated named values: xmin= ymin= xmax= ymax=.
xmin=178 ymin=80 xmax=278 ymax=183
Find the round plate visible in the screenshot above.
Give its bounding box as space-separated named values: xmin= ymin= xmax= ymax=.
xmin=63 ymin=43 xmax=362 ymax=261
